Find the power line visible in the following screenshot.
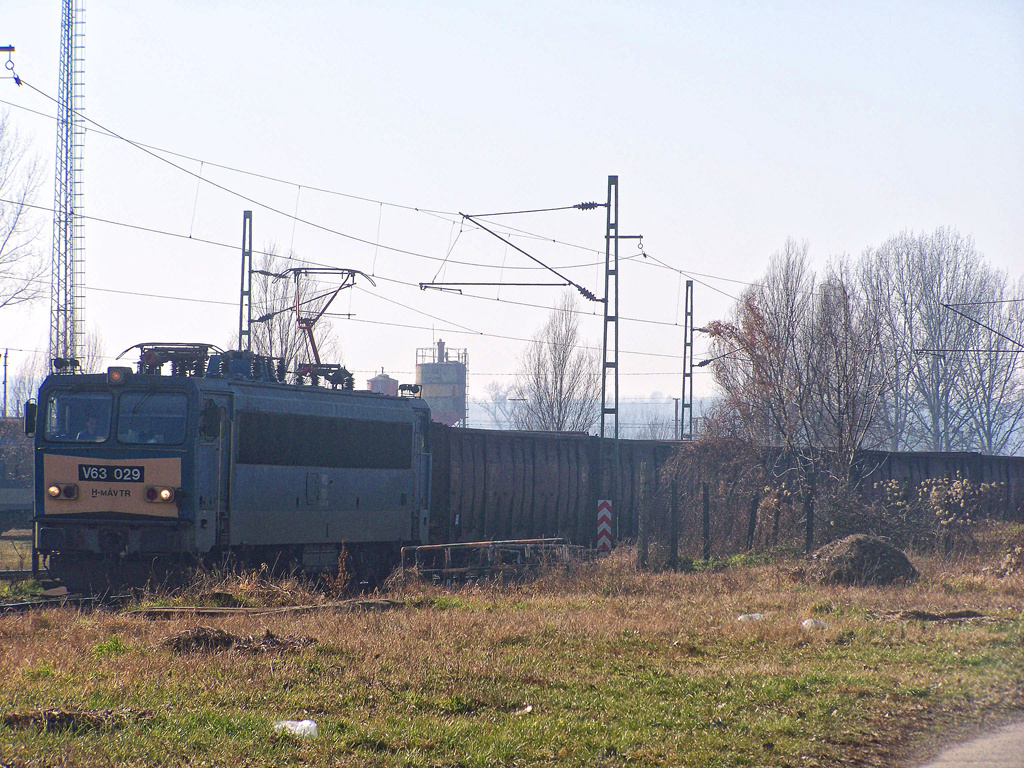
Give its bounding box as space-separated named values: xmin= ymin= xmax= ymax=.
xmin=0 ymin=193 xmax=607 ymax=275
xmin=640 ymin=252 xmax=741 ymax=301
xmin=940 ymin=303 xmax=1024 ymax=350
xmin=5 ymin=87 xmax=783 ymax=291
xmin=945 ymin=298 xmax=1024 ymax=306
xmin=0 ymin=94 xmax=613 ymax=263
xmin=0 ymin=197 xmax=688 ymax=332
xmin=4 ymin=93 xmax=769 ymax=296
xmin=18 ymin=76 xmax=600 ymax=275
xmin=6 ymin=278 xmax=689 ymax=363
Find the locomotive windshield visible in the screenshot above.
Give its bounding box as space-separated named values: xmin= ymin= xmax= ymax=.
xmin=117 ymin=393 xmax=188 ymax=445
xmin=41 ymin=390 xmax=188 ymax=445
xmin=44 ymin=391 xmax=113 ymax=443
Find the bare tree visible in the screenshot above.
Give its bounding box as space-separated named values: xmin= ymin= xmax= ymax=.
xmin=906 ymin=229 xmax=983 ymax=451
xmin=801 ymin=261 xmax=887 ymax=481
xmin=511 ymin=290 xmax=600 ymax=432
xmin=480 ymin=380 xmax=515 ymax=429
xmin=857 ymin=239 xmax=918 ymax=451
xmin=955 ymin=272 xmax=1024 ymax=455
xmin=0 ymin=111 xmax=45 ymax=311
xmin=861 ymin=228 xmax=1006 ymax=452
xmin=715 ymin=229 xmax=1024 ymax=458
xmin=0 ymin=416 xmax=32 ymax=486
xmin=708 ymin=240 xmax=891 ymax=522
xmin=8 ymin=351 xmax=46 ymax=417
xmin=629 ymin=406 xmax=676 ymax=440
xmin=707 ymin=239 xmax=816 ymax=453
xmin=80 ymin=329 xmax=107 ymax=374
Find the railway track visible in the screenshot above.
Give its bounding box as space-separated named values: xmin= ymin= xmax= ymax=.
xmin=0 ymin=569 xmax=34 ymax=581
xmin=0 ymin=593 xmax=129 ymax=614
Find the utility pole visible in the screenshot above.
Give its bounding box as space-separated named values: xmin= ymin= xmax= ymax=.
xmin=600 ymin=176 xmax=620 ymax=443
xmin=2 ymin=348 xmax=7 ymax=418
xmin=50 ymin=0 xmax=86 ymax=374
xmin=680 ymin=280 xmax=694 ymax=440
xmin=238 ymin=210 xmax=253 ymax=352
xmin=599 ymin=176 xmax=642 ymax=540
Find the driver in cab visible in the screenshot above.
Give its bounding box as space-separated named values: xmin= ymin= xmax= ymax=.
xmin=76 ymin=415 xmax=104 ymax=442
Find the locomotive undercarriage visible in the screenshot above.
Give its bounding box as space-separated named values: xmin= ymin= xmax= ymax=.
xmin=38 ymin=519 xmax=404 ymax=594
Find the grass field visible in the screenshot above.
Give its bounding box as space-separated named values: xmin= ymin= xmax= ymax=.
xmin=1 ymin=530 xmax=1023 ymax=767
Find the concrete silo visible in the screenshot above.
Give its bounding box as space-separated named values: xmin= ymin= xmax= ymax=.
xmin=416 ymin=339 xmax=468 ymax=427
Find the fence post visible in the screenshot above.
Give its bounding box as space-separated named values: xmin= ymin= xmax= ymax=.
xmin=803 ymin=478 xmax=815 ymax=554
xmin=702 ymin=481 xmax=711 ymax=562
xmin=637 ymin=462 xmax=649 ymax=570
xmin=746 ymin=491 xmax=759 ymax=551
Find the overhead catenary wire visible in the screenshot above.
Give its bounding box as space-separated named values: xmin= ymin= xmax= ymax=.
xmin=16 ymin=76 xmax=600 ymax=275
xmin=6 ymin=281 xmax=689 ymax=363
xmin=940 ymin=303 xmax=1024 ymax=350
xmin=0 ymin=197 xmax=686 ymax=331
xmin=0 ymin=93 xmax=613 ymax=262
xmin=2 ymin=86 xmax=761 ymax=293
xmin=0 ymin=195 xmax=620 ymax=274
xmin=3 ymin=85 xmax=761 ymax=298
xmin=1 ymin=72 xmax=730 ymax=380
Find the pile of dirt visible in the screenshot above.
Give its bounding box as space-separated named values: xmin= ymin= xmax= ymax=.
xmin=807 ymin=534 xmax=918 ymax=586
xmin=164 ymin=625 xmax=237 ymax=652
xmin=3 ymin=707 xmax=154 ymax=732
xmin=164 ymin=625 xmax=315 ymax=654
xmin=236 ymin=629 xmax=316 ymax=653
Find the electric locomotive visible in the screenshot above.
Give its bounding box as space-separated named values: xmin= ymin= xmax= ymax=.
xmin=26 ymin=343 xmax=432 ymax=593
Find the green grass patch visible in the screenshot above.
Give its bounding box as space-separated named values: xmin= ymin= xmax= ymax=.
xmin=92 ymin=635 xmax=130 ymax=658
xmin=0 ymin=578 xmax=44 ymax=601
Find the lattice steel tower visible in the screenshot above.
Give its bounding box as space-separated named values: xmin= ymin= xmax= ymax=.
xmin=50 ymin=0 xmax=86 ymax=373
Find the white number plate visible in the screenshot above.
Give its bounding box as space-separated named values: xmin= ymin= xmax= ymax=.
xmin=78 ymin=464 xmax=145 ymax=483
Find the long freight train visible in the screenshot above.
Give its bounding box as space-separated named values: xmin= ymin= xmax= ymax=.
xmin=27 ymin=344 xmax=432 ymax=592
xmin=33 ymin=343 xmax=1024 ymax=593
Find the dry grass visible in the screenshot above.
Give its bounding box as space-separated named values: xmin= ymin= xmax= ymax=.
xmin=1 ymin=536 xmax=1023 ymax=767
xmin=0 ymin=529 xmax=32 ymax=571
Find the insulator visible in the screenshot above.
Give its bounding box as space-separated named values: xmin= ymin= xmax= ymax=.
xmin=574 ymin=201 xmax=603 ymax=210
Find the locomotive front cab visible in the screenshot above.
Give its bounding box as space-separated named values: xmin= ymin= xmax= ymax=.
xmin=33 ymin=372 xmax=199 ymax=589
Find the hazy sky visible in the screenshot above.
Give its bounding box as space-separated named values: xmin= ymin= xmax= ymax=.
xmin=2 ymin=1 xmax=1022 ymax=411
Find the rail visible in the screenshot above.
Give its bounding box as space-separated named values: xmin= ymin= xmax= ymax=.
xmin=401 ymin=537 xmax=584 ymax=585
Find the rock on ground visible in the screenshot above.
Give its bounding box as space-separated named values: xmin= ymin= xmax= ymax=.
xmin=807 ymin=534 xmax=918 ymax=586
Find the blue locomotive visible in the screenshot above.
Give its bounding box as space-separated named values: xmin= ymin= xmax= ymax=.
xmin=26 ymin=344 xmax=432 ymax=592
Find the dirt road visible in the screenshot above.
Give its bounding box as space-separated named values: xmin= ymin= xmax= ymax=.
xmin=916 ymin=721 xmax=1024 ymax=768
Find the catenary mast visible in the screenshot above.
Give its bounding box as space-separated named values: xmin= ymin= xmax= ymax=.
xmin=50 ymin=0 xmax=85 ymax=373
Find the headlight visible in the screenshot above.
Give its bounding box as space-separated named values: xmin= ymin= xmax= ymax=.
xmin=48 ymin=483 xmax=78 ymax=499
xmin=145 ymin=486 xmax=176 ymax=503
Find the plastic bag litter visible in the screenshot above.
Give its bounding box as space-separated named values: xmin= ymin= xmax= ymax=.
xmin=801 ymin=618 xmax=829 ymax=629
xmin=736 ymin=613 xmax=765 ymax=622
xmin=273 ymin=719 xmax=318 ymax=738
